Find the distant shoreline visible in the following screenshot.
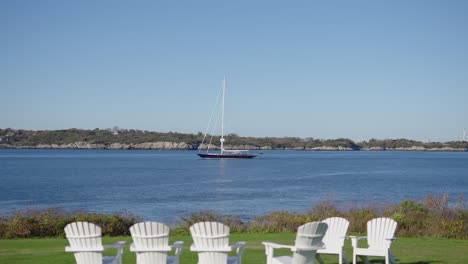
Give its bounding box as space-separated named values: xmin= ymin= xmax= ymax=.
xmin=1 ymin=128 xmax=467 ymax=152
xmin=0 ymin=143 xmax=466 ymax=152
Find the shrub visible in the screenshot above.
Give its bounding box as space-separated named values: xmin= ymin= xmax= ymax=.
xmin=389 ymin=199 xmax=427 ymax=237
xmin=69 ymin=211 xmax=140 ymax=236
xmin=0 ymin=209 xmax=140 ymax=238
xmin=307 ymin=199 xmax=340 ymax=220
xmin=421 ymin=194 xmax=466 ymax=239
xmin=1 ymin=212 xmax=32 ymax=238
xmin=26 ymin=208 xmax=65 ymax=237
xmin=174 ymin=211 xmax=245 ymax=235
xmin=247 ymin=211 xmax=311 ymax=233
xmin=0 ymin=194 xmax=466 ymax=239
xmin=345 ymin=207 xmax=378 ymax=233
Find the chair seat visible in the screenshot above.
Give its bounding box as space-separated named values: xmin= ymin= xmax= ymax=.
xmin=227 ymin=257 xmax=241 ymax=264
xmin=271 ymin=256 xmax=293 ymax=264
xmin=102 ymin=256 xmax=117 ymax=264
xmin=354 ymin=247 xmax=388 ymax=257
xmin=167 ymin=256 xmax=178 ymax=264
xmin=197 ymin=256 xmax=239 ymax=264
xmin=317 ymin=247 xmax=342 ymax=254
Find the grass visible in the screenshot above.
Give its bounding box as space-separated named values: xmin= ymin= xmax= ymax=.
xmin=0 ymin=233 xmax=467 ymax=264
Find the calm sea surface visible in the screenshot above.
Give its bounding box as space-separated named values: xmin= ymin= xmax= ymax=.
xmin=0 ymin=149 xmax=467 ymax=223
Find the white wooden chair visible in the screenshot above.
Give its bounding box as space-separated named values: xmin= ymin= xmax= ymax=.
xmin=130 ymin=222 xmax=184 ymax=264
xmin=262 ymin=222 xmax=328 ymax=264
xmin=316 ymin=217 xmax=350 ymax=264
xmin=350 ymin=217 xmax=398 ymax=264
xmin=64 ymin=221 xmax=125 ymax=264
xmin=189 ymin=221 xmax=246 ymax=264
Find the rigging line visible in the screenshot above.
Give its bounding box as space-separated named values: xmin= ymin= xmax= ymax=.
xmin=199 ymin=83 xmax=223 ymax=152
xmin=207 ymin=90 xmax=222 ymax=152
xmin=206 ymin=85 xmax=222 ymax=152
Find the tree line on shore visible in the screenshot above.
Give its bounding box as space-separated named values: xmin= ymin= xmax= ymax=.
xmin=0 ymin=128 xmax=467 ymax=150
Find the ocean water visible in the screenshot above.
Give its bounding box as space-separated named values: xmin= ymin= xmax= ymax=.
xmin=0 ymin=149 xmax=467 ymax=223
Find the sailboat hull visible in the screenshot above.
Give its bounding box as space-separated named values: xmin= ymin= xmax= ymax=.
xmin=197 ymin=153 xmax=257 ymax=159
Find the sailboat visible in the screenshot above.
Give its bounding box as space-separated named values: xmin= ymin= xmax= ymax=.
xmin=197 ymin=78 xmax=257 ymax=159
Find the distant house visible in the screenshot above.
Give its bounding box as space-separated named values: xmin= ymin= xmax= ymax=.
xmin=3 ymin=132 xmax=15 ymax=142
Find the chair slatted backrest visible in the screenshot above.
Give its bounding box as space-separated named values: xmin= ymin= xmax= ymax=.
xmin=130 ymin=222 xmax=170 ymax=264
xmin=367 ymin=218 xmax=397 ymax=250
xmin=321 ymin=217 xmax=349 ymax=249
xmin=64 ymin=222 xmax=103 ymax=264
xmin=292 ymin=222 xmax=328 ymax=264
xmin=190 ymin=222 xmax=230 ymax=264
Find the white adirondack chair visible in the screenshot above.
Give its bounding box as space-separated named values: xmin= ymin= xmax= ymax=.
xmin=262 ymin=222 xmax=328 ymax=264
xmin=350 ymin=217 xmax=398 ymax=264
xmin=189 ymin=221 xmax=246 ymax=264
xmin=64 ymin=221 xmax=125 ymax=264
xmin=130 ymin=222 xmax=184 ymax=264
xmin=316 ymin=217 xmax=350 ymax=264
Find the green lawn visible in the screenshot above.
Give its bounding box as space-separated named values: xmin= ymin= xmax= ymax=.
xmin=0 ymin=233 xmax=466 ymax=264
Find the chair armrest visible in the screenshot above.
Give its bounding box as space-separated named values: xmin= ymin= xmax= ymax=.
xmin=231 ymin=242 xmax=246 ymax=256
xmin=349 ymin=236 xmax=366 ymax=248
xmin=232 ymin=241 xmax=246 ymax=249
xmin=291 ymin=245 xmax=324 ymax=253
xmin=190 ymin=244 xmax=232 ymax=253
xmin=349 ymin=236 xmax=366 ymax=240
xmin=262 ymin=242 xmax=294 ymax=258
xmin=109 ymin=241 xmax=125 ymax=260
xmin=172 ymin=241 xmax=184 ymax=248
xmin=65 ymin=246 xmax=104 ymax=252
xmin=130 ymin=242 xmax=172 ymax=252
xmin=262 ymin=242 xmax=322 ymax=254
xmin=104 ymin=241 xmax=126 ymax=250
xmin=171 ymin=241 xmax=184 ymax=256
xmin=262 ymin=242 xmax=294 ymax=250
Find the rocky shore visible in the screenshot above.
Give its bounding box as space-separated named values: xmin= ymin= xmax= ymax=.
xmin=0 ymin=141 xmax=193 ymax=150
xmin=361 ymin=146 xmax=467 ymax=151
xmin=0 ymin=141 xmax=466 ymax=151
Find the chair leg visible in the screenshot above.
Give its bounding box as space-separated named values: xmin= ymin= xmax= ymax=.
xmin=389 ymin=252 xmax=397 ymax=264
xmin=265 ymin=246 xmax=273 ymax=264
xmin=315 ymin=253 xmax=325 ymax=264
xmin=342 ymin=252 xmax=350 ymax=264
xmin=360 ymin=256 xmax=371 ymax=264
xmin=353 ymin=252 xmax=357 ymax=264
xmin=338 ymin=252 xmax=342 ymax=264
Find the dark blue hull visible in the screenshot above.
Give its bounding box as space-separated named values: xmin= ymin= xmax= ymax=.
xmin=197 ymin=153 xmax=257 ymax=159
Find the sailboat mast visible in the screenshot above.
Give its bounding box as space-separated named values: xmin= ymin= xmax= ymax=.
xmin=220 ymin=77 xmax=226 ymax=154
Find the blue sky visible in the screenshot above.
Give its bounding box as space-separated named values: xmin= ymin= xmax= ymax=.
xmin=2 ymin=0 xmax=467 ymax=141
